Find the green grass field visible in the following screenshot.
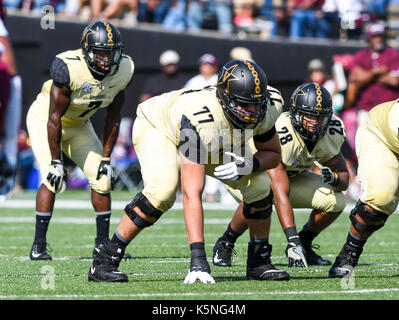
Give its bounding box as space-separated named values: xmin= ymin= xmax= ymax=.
xmin=1 ymin=190 xmax=399 ymax=302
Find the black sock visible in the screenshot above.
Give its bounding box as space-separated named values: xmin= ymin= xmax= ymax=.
xmin=34 ymin=212 xmax=52 ymax=244
xmin=284 ymin=226 xmax=301 ymax=245
xmin=95 ymin=211 xmax=111 ymax=244
xmin=221 ymin=224 xmax=242 ymax=244
xmin=346 ymin=231 xmax=367 ymax=250
xmin=111 ymin=231 xmax=130 ymax=249
xmin=299 ymin=224 xmax=318 ymax=244
xmin=249 ymin=236 xmax=269 ymax=244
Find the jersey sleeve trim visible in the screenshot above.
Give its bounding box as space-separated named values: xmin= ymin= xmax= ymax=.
xmin=254 ymin=125 xmax=276 ymax=143
xmin=178 ymin=115 xmax=207 ymax=164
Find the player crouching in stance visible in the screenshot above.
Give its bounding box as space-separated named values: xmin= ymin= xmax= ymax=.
xmin=88 ymin=59 xmax=290 ymax=283
xmin=329 ymin=99 xmax=399 ymax=278
xmin=26 ymin=21 xmax=134 ymax=260
xmin=213 ymin=83 xmax=350 ymax=268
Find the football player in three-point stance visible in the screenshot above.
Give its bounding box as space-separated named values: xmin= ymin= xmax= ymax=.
xmin=26 ymin=21 xmax=134 ymax=260
xmin=213 ymin=82 xmax=350 ymax=268
xmin=329 ymin=98 xmax=399 ymax=277
xmin=88 ymin=59 xmax=291 ymax=283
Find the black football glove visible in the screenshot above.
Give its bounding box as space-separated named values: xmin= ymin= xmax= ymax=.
xmin=314 ymin=161 xmax=340 ymax=186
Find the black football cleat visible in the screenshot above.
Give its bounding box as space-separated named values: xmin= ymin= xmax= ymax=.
xmin=212 ymin=238 xmax=236 ymax=267
xmin=30 ymin=242 xmax=52 ymax=260
xmin=92 ymin=239 xmax=132 ymax=261
xmin=88 ymin=241 xmax=128 ymax=282
xmin=302 ymin=242 xmax=331 ymax=266
xmin=246 ymin=242 xmax=290 ymax=281
xmin=329 ymin=243 xmax=363 ymax=278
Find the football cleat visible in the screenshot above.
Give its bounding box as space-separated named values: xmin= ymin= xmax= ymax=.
xmin=246 ymin=242 xmax=290 ymax=281
xmin=212 ymin=238 xmax=236 ymax=267
xmin=88 ymin=241 xmax=128 ymax=282
xmin=301 ymin=242 xmax=331 ymax=266
xmin=30 ymin=242 xmax=52 ymax=260
xmin=247 ymin=264 xmax=290 ymax=281
xmin=92 ymin=239 xmax=132 ymax=260
xmin=329 ymin=243 xmax=363 ymax=278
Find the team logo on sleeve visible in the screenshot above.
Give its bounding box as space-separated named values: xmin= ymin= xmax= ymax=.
xmin=83 ymin=83 xmax=92 ymax=93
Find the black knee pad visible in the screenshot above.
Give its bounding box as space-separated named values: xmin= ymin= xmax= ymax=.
xmin=243 ymin=191 xmax=273 ymax=219
xmin=349 ymin=201 xmax=388 ymax=233
xmin=124 ymin=192 xmax=164 ymax=229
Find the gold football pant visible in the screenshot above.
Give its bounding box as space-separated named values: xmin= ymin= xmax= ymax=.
xmin=132 ymin=113 xmax=273 ymax=213
xmin=228 ymin=170 xmax=346 ymax=213
xmin=356 ymin=123 xmax=399 ymax=215
xmin=26 ymin=105 xmax=109 ymax=194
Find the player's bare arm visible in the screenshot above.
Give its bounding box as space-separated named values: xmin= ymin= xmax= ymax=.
xmin=253 ymin=129 xmax=282 ymax=171
xmin=321 ymin=153 xmax=349 ymax=192
xmin=48 ymin=84 xmax=70 ymax=160
xmin=179 ymin=151 xmax=206 ymax=244
xmin=267 ymin=162 xmax=295 ymax=230
xmin=101 ymin=90 xmax=125 ymax=158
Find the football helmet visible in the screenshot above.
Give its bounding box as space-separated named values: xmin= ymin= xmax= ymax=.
xmin=80 ymin=20 xmax=123 ymax=77
xmin=289 ymin=82 xmax=332 ymax=142
xmin=216 ymin=59 xmax=269 ymax=129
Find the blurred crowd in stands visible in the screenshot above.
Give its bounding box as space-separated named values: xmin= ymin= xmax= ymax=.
xmin=3 ymin=1 xmax=399 ymax=204
xmin=3 ymin=0 xmax=399 ymax=40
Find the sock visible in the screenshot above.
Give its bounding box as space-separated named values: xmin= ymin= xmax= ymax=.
xmin=346 ymin=231 xmax=367 ymax=250
xmin=34 ymin=212 xmax=52 ymax=244
xmin=284 ymin=226 xmax=301 ymax=245
xmin=95 ymin=211 xmax=111 ymax=244
xmin=299 ymin=224 xmax=318 ymax=244
xmin=111 ymin=230 xmax=130 ymax=249
xmin=221 ymin=224 xmax=242 ymax=244
xmin=249 ymin=236 xmax=269 ymax=244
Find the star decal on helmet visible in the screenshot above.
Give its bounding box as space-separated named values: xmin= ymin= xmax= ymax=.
xmin=217 ymin=64 xmax=239 ymax=94
xmin=292 ymin=85 xmax=306 ymax=108
xmin=82 ymin=25 xmax=95 ymax=47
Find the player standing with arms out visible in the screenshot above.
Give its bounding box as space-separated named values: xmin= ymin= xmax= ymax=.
xmin=26 ymin=21 xmax=134 ymax=260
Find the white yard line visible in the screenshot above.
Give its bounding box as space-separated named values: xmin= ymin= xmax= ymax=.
xmin=0 ymin=216 xmax=232 ymax=225
xmin=1 ymin=287 xmax=399 ymax=299
xmin=0 ymin=199 xmax=357 ymax=212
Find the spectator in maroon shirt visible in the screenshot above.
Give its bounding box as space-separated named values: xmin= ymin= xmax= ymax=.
xmin=343 ymin=21 xmax=399 ymax=152
xmin=348 ymin=21 xmax=399 ymax=114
